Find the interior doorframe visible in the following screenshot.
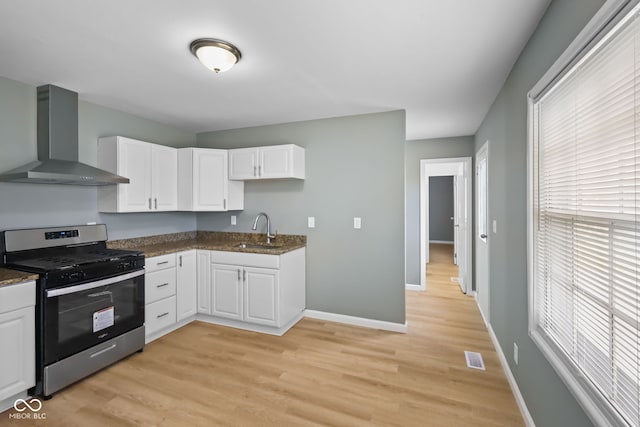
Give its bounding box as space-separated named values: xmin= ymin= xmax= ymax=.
xmin=419 ymin=157 xmax=472 ymax=292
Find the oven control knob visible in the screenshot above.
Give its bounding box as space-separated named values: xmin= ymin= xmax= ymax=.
xmin=67 ymin=272 xmax=85 ymax=282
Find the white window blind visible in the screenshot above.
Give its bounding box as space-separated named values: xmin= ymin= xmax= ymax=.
xmin=532 ymin=5 xmax=640 ymax=426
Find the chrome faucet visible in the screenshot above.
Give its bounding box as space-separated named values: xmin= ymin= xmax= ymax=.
xmin=252 ymin=212 xmax=276 ymax=243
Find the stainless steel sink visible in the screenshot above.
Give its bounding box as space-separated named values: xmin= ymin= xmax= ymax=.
xmin=234 ymin=243 xmax=282 ymax=250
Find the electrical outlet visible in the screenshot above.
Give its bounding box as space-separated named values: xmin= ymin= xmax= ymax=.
xmin=514 ymin=342 xmax=519 ymax=365
xmin=308 ymin=217 xmax=315 ymax=228
xmin=354 ymin=217 xmax=362 ymax=229
xmin=231 ymin=215 xmax=237 ymax=226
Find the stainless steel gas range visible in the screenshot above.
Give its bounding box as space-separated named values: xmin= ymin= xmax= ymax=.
xmin=1 ymin=224 xmax=145 ymax=398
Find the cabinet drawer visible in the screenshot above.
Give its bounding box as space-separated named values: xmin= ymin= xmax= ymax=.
xmin=146 ymin=254 xmax=176 ymax=272
xmin=210 ymin=250 xmax=279 ymax=269
xmin=145 ymin=269 xmax=176 ymax=304
xmin=145 ymin=296 xmax=177 ymax=336
xmin=0 ymin=281 xmax=35 ymax=313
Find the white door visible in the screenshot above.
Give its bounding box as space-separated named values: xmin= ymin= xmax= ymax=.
xmin=119 ymin=138 xmax=152 ymax=211
xmin=151 ymin=145 xmax=178 ymax=211
xmin=244 ymin=267 xmax=279 ymax=326
xmin=453 ymin=168 xmax=468 ymax=294
xmin=211 ymin=264 xmax=243 ymax=320
xmin=229 ymin=148 xmax=258 ymax=180
xmin=194 ymin=150 xmax=228 ymax=211
xmin=176 ymin=251 xmax=197 ymax=321
xmin=476 ymin=142 xmax=490 ymax=321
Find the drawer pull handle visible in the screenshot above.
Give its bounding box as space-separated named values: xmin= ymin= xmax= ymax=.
xmin=157 ymin=312 xmax=169 ymax=319
xmin=156 ymin=283 xmax=169 ymax=288
xmin=157 ymin=261 xmax=169 ymax=265
xmin=90 ymin=344 xmax=117 ymax=358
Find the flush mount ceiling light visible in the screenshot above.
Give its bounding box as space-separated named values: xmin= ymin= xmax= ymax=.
xmin=190 ymin=38 xmax=241 ymax=73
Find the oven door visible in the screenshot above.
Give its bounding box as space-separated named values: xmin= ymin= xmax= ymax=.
xmin=43 ymin=269 xmax=145 ymax=365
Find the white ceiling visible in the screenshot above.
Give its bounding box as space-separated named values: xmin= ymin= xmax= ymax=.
xmin=0 ymin=0 xmax=550 ymax=140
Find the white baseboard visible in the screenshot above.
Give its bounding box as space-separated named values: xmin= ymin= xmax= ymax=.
xmin=405 ymin=283 xmax=423 ymax=291
xmin=0 ymin=391 xmax=29 ymax=413
xmin=474 ymin=297 xmax=535 ymax=427
xmin=196 ymin=311 xmax=304 ymax=336
xmin=304 ymin=310 xmax=408 ymax=333
xmin=429 ymin=240 xmax=454 ymax=244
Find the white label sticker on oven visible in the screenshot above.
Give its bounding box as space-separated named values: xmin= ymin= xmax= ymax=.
xmin=93 ymin=306 xmax=114 ymax=332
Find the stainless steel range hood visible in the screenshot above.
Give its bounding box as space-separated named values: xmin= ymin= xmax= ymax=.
xmin=0 ymin=85 xmax=129 ymax=186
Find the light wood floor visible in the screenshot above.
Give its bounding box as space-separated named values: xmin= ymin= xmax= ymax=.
xmin=3 ymin=244 xmax=522 ymax=426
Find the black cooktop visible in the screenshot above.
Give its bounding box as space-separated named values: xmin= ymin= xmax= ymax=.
xmin=7 ymin=247 xmax=142 ymax=272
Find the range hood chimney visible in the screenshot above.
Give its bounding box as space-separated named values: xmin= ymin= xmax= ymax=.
xmin=0 ymin=85 xmax=129 ymax=185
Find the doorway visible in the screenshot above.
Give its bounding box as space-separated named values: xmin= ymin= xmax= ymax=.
xmin=419 ymin=157 xmax=472 ymax=293
xmin=476 ymin=142 xmax=489 ymax=321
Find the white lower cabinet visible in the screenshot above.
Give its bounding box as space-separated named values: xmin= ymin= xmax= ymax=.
xmin=146 ymin=247 xmax=304 ymax=340
xmin=145 ymin=295 xmax=177 ymax=336
xmin=0 ymin=281 xmax=35 ymax=408
xmin=206 ymin=248 xmax=305 ymax=333
xmin=145 ymin=253 xmax=177 ymax=340
xmin=211 ymin=264 xmax=244 ymax=320
xmin=244 ymin=267 xmax=279 ymax=326
xmin=176 ymin=251 xmax=197 ymax=321
xmin=196 ymin=250 xmax=211 ymax=314
xmin=209 ymin=264 xmax=280 ymax=325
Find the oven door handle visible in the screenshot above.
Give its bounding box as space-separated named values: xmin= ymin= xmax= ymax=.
xmin=46 ymin=269 xmax=145 ymax=298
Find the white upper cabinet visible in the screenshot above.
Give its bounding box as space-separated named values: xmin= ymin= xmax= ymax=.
xmin=229 ymin=144 xmax=305 ymax=180
xmin=178 ymin=148 xmax=244 ymax=211
xmin=98 ymin=136 xmax=178 ymax=213
xmin=228 ymin=148 xmax=258 ymax=180
xmin=151 ymin=144 xmax=179 ymax=211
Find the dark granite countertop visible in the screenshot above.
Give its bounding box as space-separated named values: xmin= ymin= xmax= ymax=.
xmin=108 ymin=231 xmax=306 ymax=258
xmin=0 ymin=268 xmax=38 ymax=288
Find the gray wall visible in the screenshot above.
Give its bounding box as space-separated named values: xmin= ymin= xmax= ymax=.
xmin=429 ymin=176 xmax=454 ymax=242
xmin=0 ymin=77 xmax=197 ymax=239
xmin=197 ymin=111 xmax=406 ymax=324
xmin=404 ymin=136 xmax=474 ymax=285
xmin=474 ymin=0 xmax=604 ymax=425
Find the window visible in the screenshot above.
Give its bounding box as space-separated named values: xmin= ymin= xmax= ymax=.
xmin=529 ymin=2 xmax=640 ymax=426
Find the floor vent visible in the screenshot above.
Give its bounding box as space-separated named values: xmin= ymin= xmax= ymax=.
xmin=451 ymin=277 xmax=460 ymax=283
xmin=464 ymin=351 xmax=486 ymax=370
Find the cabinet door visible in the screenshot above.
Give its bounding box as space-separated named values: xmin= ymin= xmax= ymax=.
xmin=177 ymin=251 xmax=197 ymax=321
xmin=193 ymin=150 xmax=228 ymax=211
xmin=196 ymin=251 xmax=211 ymax=314
xmin=152 ymin=145 xmax=178 ymax=211
xmin=259 ymin=145 xmax=293 ymax=179
xmin=244 ymin=267 xmax=279 ymax=327
xmin=0 ymin=306 xmax=35 ymax=400
xmin=229 ymin=148 xmax=258 ymax=180
xmin=211 ymin=264 xmax=243 ymax=320
xmin=119 ymin=138 xmax=152 ymax=211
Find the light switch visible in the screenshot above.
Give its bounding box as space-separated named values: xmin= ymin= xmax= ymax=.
xmin=231 ymin=215 xmax=237 ymax=226
xmin=308 ymin=217 xmax=315 ymax=228
xmin=354 ymin=217 xmax=362 ymax=229
xmin=492 ymin=220 xmax=497 ymax=234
